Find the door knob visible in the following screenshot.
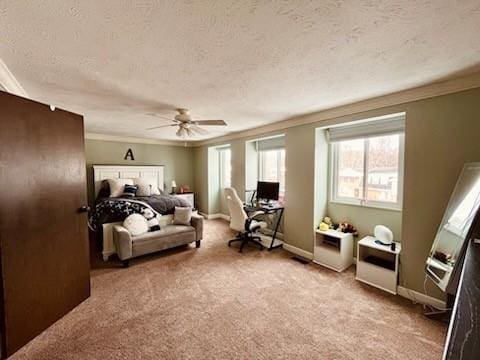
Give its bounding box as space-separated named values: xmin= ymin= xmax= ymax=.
xmin=78 ymin=205 xmax=90 ymax=213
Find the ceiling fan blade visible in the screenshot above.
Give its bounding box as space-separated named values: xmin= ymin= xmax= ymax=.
xmin=146 ymin=124 xmax=177 ymax=130
xmin=190 ymin=125 xmax=209 ymax=135
xmin=146 ymin=113 xmax=180 ymax=122
xmin=191 ymin=120 xmax=227 ymax=126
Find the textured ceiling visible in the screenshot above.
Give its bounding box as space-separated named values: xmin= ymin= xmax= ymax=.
xmin=1 ymin=1 xmax=480 ymax=141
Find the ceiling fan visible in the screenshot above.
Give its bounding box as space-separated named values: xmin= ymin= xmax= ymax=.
xmin=146 ymin=108 xmax=227 ymax=138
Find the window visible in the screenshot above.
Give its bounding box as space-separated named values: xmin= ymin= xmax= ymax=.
xmin=259 ymin=149 xmax=285 ymax=197
xmin=218 ymin=147 xmax=231 ymax=188
xmin=331 ymin=133 xmax=404 ymax=209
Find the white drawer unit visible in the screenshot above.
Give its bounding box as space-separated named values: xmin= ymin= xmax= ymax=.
xmin=356 ymin=236 xmax=401 ymax=294
xmin=313 ymin=229 xmax=353 ymax=272
xmin=173 ymin=192 xmax=195 ymax=208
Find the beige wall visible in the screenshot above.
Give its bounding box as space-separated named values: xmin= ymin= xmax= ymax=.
xmin=193 ymin=146 xmax=208 ymax=212
xmin=192 ymin=87 xmax=480 ymax=299
xmin=85 ymin=139 xmax=194 ymax=204
xmin=402 ymin=89 xmax=480 ymax=298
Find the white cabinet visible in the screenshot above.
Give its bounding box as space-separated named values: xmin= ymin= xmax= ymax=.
xmin=313 ymin=229 xmax=353 ymax=272
xmin=173 ymin=192 xmax=194 ymax=208
xmin=356 ymin=236 xmax=401 ymax=294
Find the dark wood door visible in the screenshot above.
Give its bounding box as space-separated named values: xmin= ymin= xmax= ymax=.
xmin=0 ymin=92 xmax=90 ymax=358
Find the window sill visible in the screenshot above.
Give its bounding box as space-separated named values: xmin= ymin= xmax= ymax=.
xmin=329 ymin=200 xmax=403 ymax=212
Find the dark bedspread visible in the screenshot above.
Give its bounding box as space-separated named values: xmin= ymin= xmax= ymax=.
xmin=133 ymin=195 xmax=190 ymax=214
xmin=88 ymin=194 xmax=190 ymax=231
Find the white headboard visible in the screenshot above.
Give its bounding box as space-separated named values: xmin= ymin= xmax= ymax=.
xmin=93 ymin=165 xmax=165 ymax=196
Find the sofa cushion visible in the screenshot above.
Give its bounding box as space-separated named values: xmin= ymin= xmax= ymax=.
xmin=131 ymin=224 xmax=196 ymax=258
xmin=132 ymin=224 xmax=195 ymax=242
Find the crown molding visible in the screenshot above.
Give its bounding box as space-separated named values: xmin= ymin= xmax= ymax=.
xmin=193 ymin=72 xmax=480 ymax=147
xmin=85 ymin=132 xmax=191 ymax=147
xmin=0 ymin=58 xmax=28 ymax=98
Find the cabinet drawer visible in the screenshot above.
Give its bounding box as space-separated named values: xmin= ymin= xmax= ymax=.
xmin=314 ymin=247 xmax=342 ymax=271
xmin=356 ymin=260 xmax=397 ymax=294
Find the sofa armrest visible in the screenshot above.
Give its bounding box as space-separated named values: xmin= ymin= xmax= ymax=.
xmin=113 ymin=225 xmax=133 ymax=260
xmin=191 ymin=214 xmax=204 ymax=241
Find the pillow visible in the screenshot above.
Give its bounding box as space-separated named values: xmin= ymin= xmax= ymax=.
xmin=122 ymin=184 xmax=138 ymax=198
xmin=133 ymin=178 xmax=161 ymax=196
xmin=173 ymin=206 xmax=192 ymax=225
xmin=123 ymin=214 xmax=148 ymax=236
xmin=108 ymin=178 xmax=134 ymax=197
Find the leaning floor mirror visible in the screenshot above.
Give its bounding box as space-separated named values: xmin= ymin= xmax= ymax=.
xmin=425 ymin=162 xmax=480 ymax=293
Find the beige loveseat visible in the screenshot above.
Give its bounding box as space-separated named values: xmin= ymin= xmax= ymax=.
xmin=112 ymin=214 xmax=203 ymax=267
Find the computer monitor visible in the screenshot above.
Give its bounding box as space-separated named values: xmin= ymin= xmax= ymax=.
xmin=256 ymin=181 xmax=279 ymax=202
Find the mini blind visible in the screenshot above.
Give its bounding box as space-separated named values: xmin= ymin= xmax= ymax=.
xmin=257 ymin=135 xmax=285 ymax=151
xmin=327 ymin=113 xmax=405 ymax=142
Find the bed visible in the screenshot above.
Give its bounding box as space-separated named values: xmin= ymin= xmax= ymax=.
xmin=91 ymin=165 xmax=190 ymax=261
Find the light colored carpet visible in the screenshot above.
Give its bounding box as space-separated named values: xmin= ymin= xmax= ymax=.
xmin=12 ymin=219 xmax=446 ymax=359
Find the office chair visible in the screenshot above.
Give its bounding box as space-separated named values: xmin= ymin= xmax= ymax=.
xmin=224 ymin=187 xmax=267 ymax=252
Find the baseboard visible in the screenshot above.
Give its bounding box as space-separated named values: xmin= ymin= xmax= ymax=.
xmin=397 ymin=286 xmax=447 ymax=310
xmin=199 ymin=212 xmax=230 ymax=221
xmin=282 ymin=243 xmax=314 ymax=260
xmin=261 ymin=228 xmax=284 ymax=240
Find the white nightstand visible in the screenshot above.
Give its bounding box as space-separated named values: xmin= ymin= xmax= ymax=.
xmin=356 ymin=236 xmax=401 ymax=294
xmin=313 ymin=229 xmax=353 ymax=272
xmin=172 ymin=192 xmax=194 ymax=208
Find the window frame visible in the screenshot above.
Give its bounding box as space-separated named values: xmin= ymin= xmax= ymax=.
xmin=330 ymin=133 xmax=404 ymax=211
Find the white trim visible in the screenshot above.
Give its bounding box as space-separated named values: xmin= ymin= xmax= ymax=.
xmin=193 ymin=73 xmax=480 ymax=147
xmin=199 ymin=212 xmax=230 ymax=221
xmin=282 ymin=243 xmax=314 ymax=260
xmin=85 ymin=132 xmax=191 ymax=147
xmin=0 ymin=58 xmax=28 ymax=98
xmin=397 ymin=286 xmax=447 ymax=310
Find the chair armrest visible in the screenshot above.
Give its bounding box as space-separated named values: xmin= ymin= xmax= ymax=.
xmin=190 ymin=214 xmax=204 ymax=241
xmin=248 ymin=210 xmax=265 ymax=219
xmin=113 ymin=225 xmax=133 ymax=260
xmin=245 ymin=210 xmax=266 ymax=232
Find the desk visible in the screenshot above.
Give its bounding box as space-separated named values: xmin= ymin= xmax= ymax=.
xmin=244 ymin=203 xmax=284 ymax=250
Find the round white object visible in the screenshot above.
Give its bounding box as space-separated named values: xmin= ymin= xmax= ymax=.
xmin=374 ymin=225 xmax=393 ymax=245
xmin=123 ymin=213 xmax=148 ymax=236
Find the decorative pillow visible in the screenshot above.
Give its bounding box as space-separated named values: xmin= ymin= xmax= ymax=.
xmin=123 ymin=213 xmax=148 ymax=236
xmin=108 ymin=178 xmax=134 ymax=197
xmin=122 ymin=184 xmax=138 ymax=198
xmin=173 ymin=206 xmax=192 ymax=226
xmin=133 ymin=178 xmax=161 ymax=196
